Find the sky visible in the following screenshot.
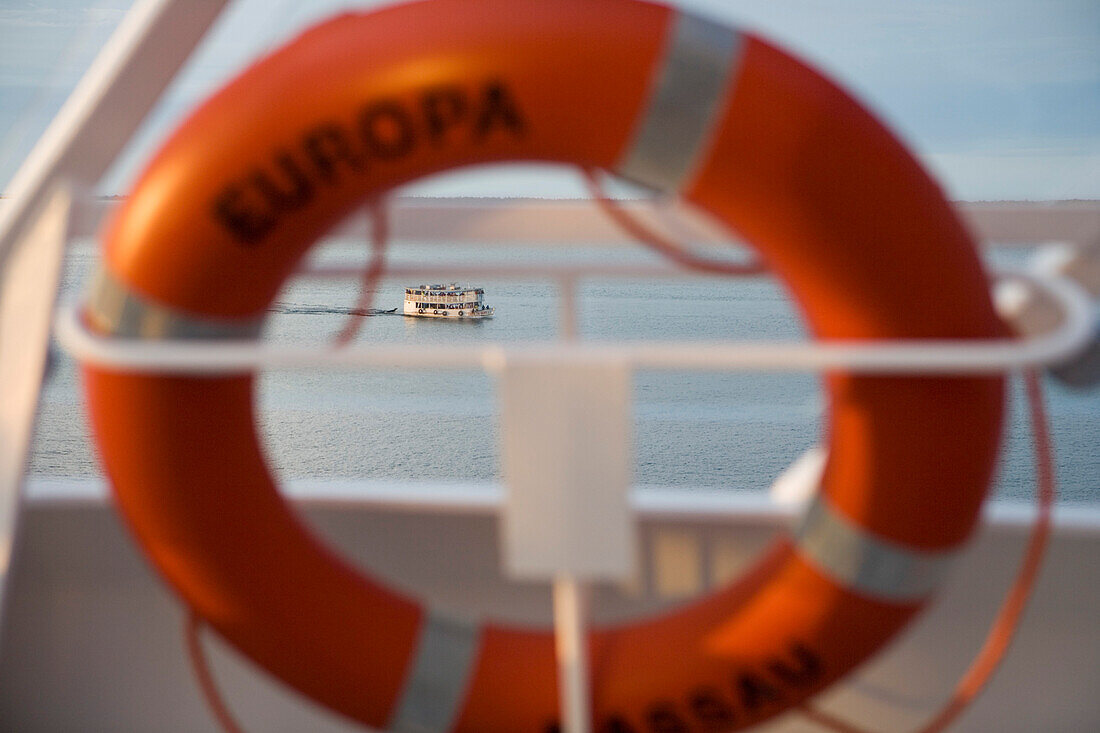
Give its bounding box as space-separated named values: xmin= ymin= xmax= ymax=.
xmin=0 ymin=0 xmax=1098 ymax=200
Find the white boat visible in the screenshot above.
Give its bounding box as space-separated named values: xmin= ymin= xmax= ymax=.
xmin=403 ymin=283 xmax=494 ymax=319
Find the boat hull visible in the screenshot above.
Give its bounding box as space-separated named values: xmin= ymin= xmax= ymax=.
xmin=402 ymin=304 xmax=494 ymax=319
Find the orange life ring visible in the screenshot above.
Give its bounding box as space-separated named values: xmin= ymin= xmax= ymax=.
xmin=82 ymin=1 xmax=1004 ymax=730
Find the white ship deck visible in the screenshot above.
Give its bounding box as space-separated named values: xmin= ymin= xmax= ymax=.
xmin=2 ymin=480 xmax=1098 ymax=732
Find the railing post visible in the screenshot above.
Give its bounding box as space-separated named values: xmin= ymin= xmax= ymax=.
xmin=0 ymin=184 xmax=72 ymax=617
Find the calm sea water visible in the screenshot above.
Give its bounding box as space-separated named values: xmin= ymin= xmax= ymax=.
xmin=31 ymin=236 xmax=1100 ymax=503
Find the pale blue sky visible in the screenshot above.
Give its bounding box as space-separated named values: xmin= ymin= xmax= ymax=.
xmin=1 ymin=0 xmax=1098 ymax=199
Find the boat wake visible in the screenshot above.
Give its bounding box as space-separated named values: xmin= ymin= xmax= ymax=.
xmin=269 ymin=302 xmax=398 ymax=316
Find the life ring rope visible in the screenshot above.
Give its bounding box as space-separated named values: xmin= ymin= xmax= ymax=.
xmin=333 ymin=200 xmax=389 ymax=346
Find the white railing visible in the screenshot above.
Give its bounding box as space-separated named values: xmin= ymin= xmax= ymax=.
xmin=53 ymin=263 xmax=1094 ymax=375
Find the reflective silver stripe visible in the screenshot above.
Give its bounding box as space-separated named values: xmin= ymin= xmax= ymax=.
xmin=389 ymin=609 xmax=481 ymax=733
xmin=617 ymin=12 xmax=743 ymax=193
xmin=85 ymin=267 xmax=262 ymax=340
xmin=794 ymin=496 xmax=957 ymax=603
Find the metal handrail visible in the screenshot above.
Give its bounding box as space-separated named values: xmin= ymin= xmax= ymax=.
xmin=55 ymin=269 xmax=1093 ymax=376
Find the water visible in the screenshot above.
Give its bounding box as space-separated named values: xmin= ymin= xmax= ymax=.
xmin=31 ymin=237 xmax=1100 ymax=503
